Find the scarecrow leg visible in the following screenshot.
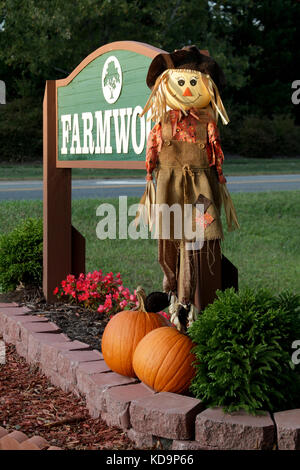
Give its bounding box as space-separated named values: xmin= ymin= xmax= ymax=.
xmin=158 ymin=239 xmax=179 ymax=294
xmin=193 ymin=239 xmax=222 ymax=313
xmin=175 ymin=239 xmax=222 ymax=329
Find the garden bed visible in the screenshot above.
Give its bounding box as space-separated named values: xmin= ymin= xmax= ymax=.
xmin=1 ymin=295 xmax=300 ymax=450
xmin=0 ymin=286 xmax=107 ymax=351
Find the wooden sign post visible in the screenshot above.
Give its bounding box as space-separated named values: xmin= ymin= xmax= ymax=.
xmin=43 ymin=41 xmax=165 ymax=301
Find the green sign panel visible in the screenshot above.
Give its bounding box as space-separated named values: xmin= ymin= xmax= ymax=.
xmin=57 ymin=49 xmax=153 ymax=162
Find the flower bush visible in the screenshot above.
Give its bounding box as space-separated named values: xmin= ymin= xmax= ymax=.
xmin=54 ymin=270 xmax=139 ymax=316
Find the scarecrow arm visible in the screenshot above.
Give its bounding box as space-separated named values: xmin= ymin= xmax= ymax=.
xmin=145 ymin=122 xmax=162 ymax=180
xmin=207 ymin=122 xmax=226 ymax=184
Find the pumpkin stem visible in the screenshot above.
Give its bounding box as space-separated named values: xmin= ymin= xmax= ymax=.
xmin=136 ymin=286 xmax=147 ymax=312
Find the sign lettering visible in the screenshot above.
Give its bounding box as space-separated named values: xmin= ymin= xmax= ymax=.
xmin=56 ymin=47 xmax=158 ymax=164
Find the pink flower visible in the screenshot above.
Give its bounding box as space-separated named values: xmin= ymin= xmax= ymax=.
xmin=57 ymin=269 xmax=139 ymax=316
xmin=120 ymin=300 xmax=128 ymax=309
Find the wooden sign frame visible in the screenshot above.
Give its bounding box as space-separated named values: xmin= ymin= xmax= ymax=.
xmin=55 ymin=41 xmax=166 ymax=169
xmin=43 ymin=41 xmax=165 ymax=301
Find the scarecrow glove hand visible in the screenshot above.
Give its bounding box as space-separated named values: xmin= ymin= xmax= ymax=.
xmin=187 ymin=304 xmax=199 ymax=328
xmin=170 ymin=311 xmax=182 ymax=331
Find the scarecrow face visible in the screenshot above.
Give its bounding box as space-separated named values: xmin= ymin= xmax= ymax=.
xmin=164 ymin=70 xmax=211 ymax=111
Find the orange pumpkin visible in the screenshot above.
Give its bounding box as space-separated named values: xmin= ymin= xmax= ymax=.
xmin=132 ymin=326 xmax=196 ymax=393
xmin=101 ymin=287 xmax=167 ymax=377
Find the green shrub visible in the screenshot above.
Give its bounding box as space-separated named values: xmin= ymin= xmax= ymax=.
xmin=188 ymin=288 xmax=300 ymax=415
xmin=272 ymin=115 xmax=300 ymax=156
xmin=220 ymin=113 xmax=300 ymax=158
xmin=0 ymin=218 xmax=43 ymax=292
xmin=235 ymin=115 xmax=277 ymax=158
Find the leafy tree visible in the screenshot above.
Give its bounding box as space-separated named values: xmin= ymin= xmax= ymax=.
xmin=103 ymin=60 xmax=120 ymax=99
xmin=0 ymin=0 xmax=210 ymax=99
xmin=207 ymin=0 xmax=300 ymax=120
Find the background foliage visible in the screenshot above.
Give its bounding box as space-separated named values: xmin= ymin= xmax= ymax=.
xmin=0 ymin=0 xmax=299 ymax=161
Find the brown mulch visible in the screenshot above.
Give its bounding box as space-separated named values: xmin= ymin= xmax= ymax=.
xmin=0 ymin=286 xmax=141 ymax=450
xmin=0 ymin=341 xmax=137 ymax=450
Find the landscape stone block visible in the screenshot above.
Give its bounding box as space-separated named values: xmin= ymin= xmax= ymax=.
xmin=4 ymin=430 xmax=28 ymax=443
xmin=126 ymin=428 xmax=155 ymax=449
xmin=1 ymin=314 xmax=51 ymax=344
xmin=172 ymin=439 xmax=217 ymax=450
xmin=0 ymin=306 xmax=31 ymax=316
xmin=0 ymin=427 xmax=8 ymax=439
xmin=130 ymin=392 xmax=204 ymax=440
xmin=76 ymin=360 xmax=111 ymax=396
xmin=0 ymin=302 xmax=18 ymax=308
xmin=274 ymin=409 xmax=300 ymax=450
xmin=56 ymin=348 xmax=104 ymax=388
xmin=15 ymin=339 xmax=27 ymax=359
xmin=27 ymin=331 xmax=70 ymax=363
xmin=101 ymin=382 xmax=156 ymax=430
xmin=27 ymin=331 xmax=71 ymax=365
xmin=40 ymin=340 xmax=91 ymax=374
xmin=0 ymin=436 xmax=22 ymax=450
xmin=20 ymin=436 xmax=49 ymax=450
xmin=0 ymin=312 xmax=7 ymax=333
xmin=195 ymin=407 xmax=275 ymax=450
xmin=44 ymin=368 xmax=79 ymax=395
xmin=85 ymin=372 xmax=138 ymax=418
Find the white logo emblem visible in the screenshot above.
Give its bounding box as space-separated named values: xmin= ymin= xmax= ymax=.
xmin=102 ymin=56 xmax=122 ymax=104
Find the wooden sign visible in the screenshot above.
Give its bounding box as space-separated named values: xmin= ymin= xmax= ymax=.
xmin=56 ymin=41 xmax=165 ymax=169
xmin=43 ymin=41 xmax=165 ymax=301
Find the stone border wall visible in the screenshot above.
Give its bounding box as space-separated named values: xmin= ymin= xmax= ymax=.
xmin=0 ymin=303 xmax=299 ymax=450
xmin=0 ymin=426 xmax=62 ymax=450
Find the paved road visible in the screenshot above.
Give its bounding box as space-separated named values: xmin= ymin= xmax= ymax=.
xmin=0 ymin=174 xmax=300 ymax=201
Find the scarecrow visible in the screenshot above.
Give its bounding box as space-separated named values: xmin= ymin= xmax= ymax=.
xmin=136 ymin=46 xmax=239 ymax=332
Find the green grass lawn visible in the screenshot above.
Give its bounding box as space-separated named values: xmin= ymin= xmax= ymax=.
xmin=0 ymin=157 xmax=300 ymax=180
xmin=0 ymin=191 xmax=299 ymax=295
